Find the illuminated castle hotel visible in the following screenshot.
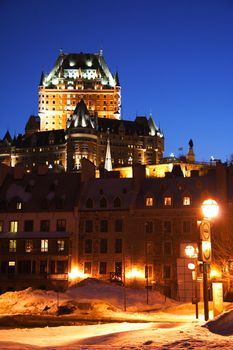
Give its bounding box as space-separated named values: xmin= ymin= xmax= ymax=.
xmin=0 ymin=50 xmax=164 ymax=172
xmin=1 ymin=50 xmax=232 ymax=301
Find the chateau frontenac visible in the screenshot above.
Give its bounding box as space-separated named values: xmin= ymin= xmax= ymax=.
xmin=0 ymin=50 xmax=164 ymax=172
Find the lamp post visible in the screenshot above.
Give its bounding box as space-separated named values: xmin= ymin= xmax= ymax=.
xmin=200 ymin=199 xmax=219 ymax=321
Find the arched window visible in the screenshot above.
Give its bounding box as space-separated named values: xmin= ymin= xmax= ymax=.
xmin=100 ymin=197 xmax=107 ymax=208
xmin=86 ymin=198 xmax=93 ymax=209
xmin=145 ymin=194 xmax=154 ymax=207
xmin=114 ymin=197 xmax=121 ymax=208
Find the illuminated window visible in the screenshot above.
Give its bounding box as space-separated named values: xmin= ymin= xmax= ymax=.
xmin=41 ymin=239 xmax=48 ymax=252
xmin=183 ymin=196 xmax=191 ymax=206
xmin=145 ymin=196 xmax=154 ymax=206
xmin=25 ymin=240 xmax=33 ymax=253
xmin=16 ymin=202 xmax=22 ymax=210
xmin=164 ymin=196 xmax=172 ymax=206
xmin=9 ymin=239 xmax=16 ymax=252
xmin=0 ymin=221 xmax=3 ymax=233
xmin=9 ymin=261 xmax=15 ymax=266
xmin=9 ymin=221 xmax=18 ymax=233
xmin=57 ymin=239 xmax=65 ymax=252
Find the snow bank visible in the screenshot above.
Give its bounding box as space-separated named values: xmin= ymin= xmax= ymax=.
xmin=205 ymin=309 xmax=233 ymax=336
xmin=0 ymin=278 xmax=176 ymax=318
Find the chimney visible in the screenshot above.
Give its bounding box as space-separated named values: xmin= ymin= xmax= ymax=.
xmin=133 ymin=164 xmax=145 ymax=190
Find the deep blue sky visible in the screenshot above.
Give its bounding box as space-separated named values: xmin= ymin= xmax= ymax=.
xmin=0 ymin=0 xmax=233 ymax=161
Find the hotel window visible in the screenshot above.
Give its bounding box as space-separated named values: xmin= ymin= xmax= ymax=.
xmin=86 ymin=198 xmax=93 ymax=208
xmin=85 ymin=220 xmax=93 ymax=233
xmin=0 ymin=220 xmax=3 ymax=233
xmin=40 ymin=220 xmax=50 ymax=232
xmin=41 ymin=239 xmax=48 ymax=252
xmin=25 ymin=239 xmax=33 ymax=253
xmin=56 ymin=219 xmax=66 ymax=232
xmin=99 ymin=261 xmax=107 ymax=274
xmin=145 ymin=195 xmax=154 ymax=207
xmin=57 ymin=239 xmax=65 ymax=252
xmin=9 ymin=220 xmax=19 ymax=233
xmin=183 ymin=196 xmax=191 ymax=206
xmin=84 ymin=262 xmax=92 ymax=274
xmin=9 ymin=239 xmax=16 ymax=252
xmin=164 ymin=196 xmax=172 ymax=206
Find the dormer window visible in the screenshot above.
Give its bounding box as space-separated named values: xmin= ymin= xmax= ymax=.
xmin=164 ymin=196 xmax=172 ymax=206
xmin=145 ymin=195 xmax=154 ymax=207
xmin=114 ymin=197 xmax=121 ymax=208
xmin=100 ymin=197 xmax=107 ymax=208
xmin=16 ymin=202 xmax=22 ymax=210
xmin=86 ymin=198 xmax=93 ymax=209
xmin=183 ymin=196 xmax=191 ymax=206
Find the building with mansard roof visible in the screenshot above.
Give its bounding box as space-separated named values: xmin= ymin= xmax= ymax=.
xmin=0 ymin=50 xmax=165 ymax=172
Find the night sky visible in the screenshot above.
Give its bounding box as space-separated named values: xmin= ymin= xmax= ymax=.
xmin=0 ymin=0 xmax=233 ymax=162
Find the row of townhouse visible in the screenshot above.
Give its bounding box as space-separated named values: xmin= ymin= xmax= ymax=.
xmin=0 ymin=160 xmax=231 ymax=299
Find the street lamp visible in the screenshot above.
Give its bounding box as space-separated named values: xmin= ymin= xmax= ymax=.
xmin=200 ymin=199 xmax=219 ymax=321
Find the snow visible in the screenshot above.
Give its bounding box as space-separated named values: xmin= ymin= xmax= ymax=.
xmin=0 ymin=278 xmax=232 ymax=349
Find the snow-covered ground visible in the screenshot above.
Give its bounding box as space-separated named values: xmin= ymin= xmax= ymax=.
xmin=0 ymin=278 xmax=232 ymax=349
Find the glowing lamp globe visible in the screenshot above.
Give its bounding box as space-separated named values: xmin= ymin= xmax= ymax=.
xmin=185 ymin=245 xmax=195 ymax=258
xmin=201 ymin=199 xmax=219 ymax=219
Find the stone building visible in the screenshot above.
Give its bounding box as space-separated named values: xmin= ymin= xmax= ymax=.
xmin=0 ymin=160 xmax=231 ymax=300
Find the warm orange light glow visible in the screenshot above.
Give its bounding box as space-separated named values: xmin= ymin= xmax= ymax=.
xmin=68 ymin=267 xmax=86 ymax=280
xmin=185 ymin=245 xmax=198 ymax=258
xmin=126 ymin=267 xmax=144 ymax=279
xmin=201 ymin=199 xmax=219 ymax=219
xmin=210 ymin=268 xmax=222 ymax=280
xmin=188 ymin=263 xmax=195 ymax=270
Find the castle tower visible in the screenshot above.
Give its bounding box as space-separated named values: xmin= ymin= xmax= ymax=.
xmin=39 ymin=50 xmax=121 ymax=131
xmin=66 ymin=99 xmax=98 ymax=171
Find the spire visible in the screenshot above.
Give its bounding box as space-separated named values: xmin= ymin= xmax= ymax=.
xmin=104 ymin=130 xmax=112 ymax=171
xmin=115 ymin=71 xmax=120 ymax=86
xmin=39 ymin=72 xmax=44 ymax=86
